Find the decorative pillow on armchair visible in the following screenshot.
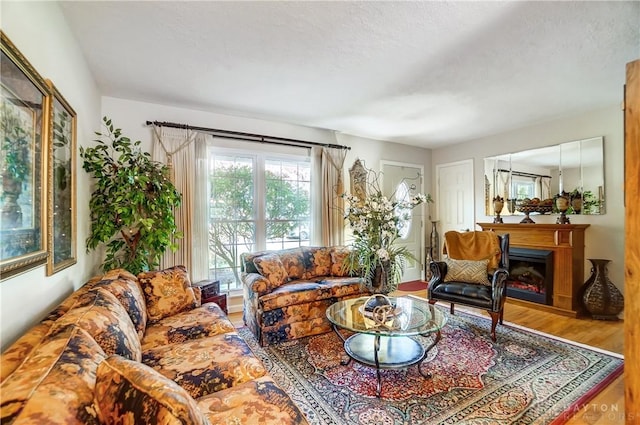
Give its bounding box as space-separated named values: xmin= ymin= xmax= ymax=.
xmin=138 ymin=265 xmax=198 ymax=323
xmin=253 ymin=254 xmax=289 ymax=291
xmin=443 ymin=258 xmax=491 ymax=286
xmin=94 ymin=355 xmax=207 ymax=425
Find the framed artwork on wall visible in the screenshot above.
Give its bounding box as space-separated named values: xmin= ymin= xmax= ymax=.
xmin=0 ymin=31 xmax=50 ymax=279
xmin=45 ymin=80 xmax=76 ymax=275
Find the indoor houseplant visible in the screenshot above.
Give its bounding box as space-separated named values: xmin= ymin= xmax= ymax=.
xmin=80 ymin=117 xmax=182 ymax=274
xmin=343 ymin=170 xmax=431 ymax=293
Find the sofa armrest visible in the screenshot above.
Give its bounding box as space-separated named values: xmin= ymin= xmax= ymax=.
xmin=241 ymin=273 xmax=273 ymax=297
xmin=192 ymin=286 xmax=202 ymax=306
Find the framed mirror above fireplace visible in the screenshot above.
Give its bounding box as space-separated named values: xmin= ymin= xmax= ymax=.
xmin=483 ymin=136 xmax=605 ymax=217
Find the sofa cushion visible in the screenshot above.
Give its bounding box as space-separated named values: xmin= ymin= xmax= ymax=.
xmin=138 ymin=265 xmax=198 ymax=323
xmin=1 ymin=322 xmax=52 ymax=384
xmin=197 ymin=376 xmax=308 ymax=425
xmin=142 ymin=332 xmax=267 ymax=398
xmin=92 ymin=277 xmax=147 ymax=339
xmin=329 ymin=247 xmax=351 ymax=277
xmin=141 ymin=303 xmax=235 ymax=350
xmin=301 ymin=247 xmax=331 ymax=279
xmin=52 ymin=288 xmax=142 ymax=362
xmin=262 ymin=317 xmax=333 ymax=346
xmin=94 ymin=355 xmax=207 ymax=425
xmin=444 ymin=258 xmax=491 ymax=286
xmin=278 ymin=248 xmax=305 ymax=279
xmin=253 ymin=254 xmax=289 ymax=290
xmin=0 ymin=325 xmax=105 ymax=425
xmin=259 ymin=277 xmax=363 ymax=312
xmin=1 ymin=278 xmax=104 ymax=382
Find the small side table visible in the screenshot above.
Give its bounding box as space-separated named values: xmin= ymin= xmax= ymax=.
xmin=193 ymin=280 xmax=227 ymax=314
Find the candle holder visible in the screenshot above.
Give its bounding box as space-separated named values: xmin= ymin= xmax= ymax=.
xmin=492 ymin=196 xmax=504 ymax=223
xmin=555 ymin=192 xmax=571 ymax=224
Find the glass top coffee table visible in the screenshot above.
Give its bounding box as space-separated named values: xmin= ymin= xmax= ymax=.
xmin=326 ymin=295 xmax=447 ymax=397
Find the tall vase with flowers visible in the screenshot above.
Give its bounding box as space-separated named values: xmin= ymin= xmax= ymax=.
xmin=342 ymin=171 xmax=432 ymax=294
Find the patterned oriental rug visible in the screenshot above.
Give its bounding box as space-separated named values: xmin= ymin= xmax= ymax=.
xmin=238 ymin=307 xmax=623 ymax=425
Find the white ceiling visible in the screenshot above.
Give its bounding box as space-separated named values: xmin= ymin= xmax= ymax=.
xmin=59 ymin=1 xmax=640 ymax=149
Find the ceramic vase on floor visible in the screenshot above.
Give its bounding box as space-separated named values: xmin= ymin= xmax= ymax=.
xmin=581 ymin=259 xmax=624 ymax=320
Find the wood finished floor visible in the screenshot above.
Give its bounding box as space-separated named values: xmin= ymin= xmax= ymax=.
xmin=229 ymin=289 xmax=625 ymax=425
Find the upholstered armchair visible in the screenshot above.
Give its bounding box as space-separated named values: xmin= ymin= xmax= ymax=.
xmin=428 ymin=231 xmax=509 ymax=341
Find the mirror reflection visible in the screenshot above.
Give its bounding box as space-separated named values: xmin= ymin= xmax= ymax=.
xmin=484 ymin=137 xmax=605 ymax=218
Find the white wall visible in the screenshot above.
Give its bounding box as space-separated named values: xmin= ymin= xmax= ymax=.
xmin=431 ymin=106 xmax=625 ymax=293
xmin=101 ymin=97 xmax=433 ymax=199
xmin=0 ymin=2 xmax=103 ymax=350
xmin=101 ymin=96 xmax=338 ymax=153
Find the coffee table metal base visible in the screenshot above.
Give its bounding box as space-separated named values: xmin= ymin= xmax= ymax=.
xmin=345 ymin=333 xmax=424 ymax=368
xmin=333 ymin=327 xmax=441 ymax=397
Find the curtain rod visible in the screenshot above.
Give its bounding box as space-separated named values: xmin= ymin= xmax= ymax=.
xmin=497 ymin=168 xmax=552 ymax=179
xmin=145 ymin=120 xmax=350 ymax=151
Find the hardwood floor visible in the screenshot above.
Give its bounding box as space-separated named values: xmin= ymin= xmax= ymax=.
xmin=229 ymin=289 xmax=625 ymax=425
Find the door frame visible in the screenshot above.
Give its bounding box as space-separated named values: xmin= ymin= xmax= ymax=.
xmin=380 ymin=160 xmax=426 ymax=279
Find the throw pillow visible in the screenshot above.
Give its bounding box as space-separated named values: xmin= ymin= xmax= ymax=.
xmin=302 ymin=247 xmax=331 ymax=279
xmin=92 ymin=277 xmax=148 ymax=339
xmin=94 ymin=355 xmax=207 ymax=425
xmin=138 ymin=265 xmax=198 ymax=323
xmin=278 ymin=248 xmax=305 ymax=279
xmin=52 ymin=288 xmax=142 ymax=362
xmin=330 ymin=247 xmax=352 ymax=277
xmin=253 ymin=254 xmax=289 ymax=290
xmin=444 ymin=258 xmax=491 ymax=286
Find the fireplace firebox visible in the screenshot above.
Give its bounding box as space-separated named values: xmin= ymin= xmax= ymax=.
xmin=507 ymin=248 xmax=554 ymax=305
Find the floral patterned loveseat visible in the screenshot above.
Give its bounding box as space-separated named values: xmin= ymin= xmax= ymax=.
xmin=241 ymin=246 xmax=368 ymax=346
xmin=1 ymin=266 xmax=308 ymax=425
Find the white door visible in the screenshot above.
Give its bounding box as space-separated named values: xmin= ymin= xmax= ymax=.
xmin=436 ymin=160 xmax=475 ymax=257
xmin=381 ymin=162 xmax=424 ymax=281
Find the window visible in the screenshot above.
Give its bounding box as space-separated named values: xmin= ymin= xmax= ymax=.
xmin=511 ymin=176 xmax=535 ymax=200
xmin=206 ymin=148 xmax=311 ymax=292
xmin=395 ymin=181 xmax=411 ymax=239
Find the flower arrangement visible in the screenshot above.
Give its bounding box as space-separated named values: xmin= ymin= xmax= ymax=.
xmin=342 ymin=171 xmax=431 ymax=293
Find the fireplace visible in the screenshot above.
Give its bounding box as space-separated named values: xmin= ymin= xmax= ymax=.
xmin=507 ymin=248 xmax=554 ymax=305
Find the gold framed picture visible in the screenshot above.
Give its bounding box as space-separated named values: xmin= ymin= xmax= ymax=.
xmin=45 ymin=81 xmax=77 ymax=275
xmin=1 ymin=31 xmax=50 ymax=279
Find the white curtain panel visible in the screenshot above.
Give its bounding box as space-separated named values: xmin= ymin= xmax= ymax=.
xmin=541 ymin=176 xmax=551 ymax=199
xmin=320 ymin=147 xmax=347 ymax=246
xmin=191 ymin=138 xmax=209 ymax=282
xmin=497 ymin=169 xmax=510 ymax=199
xmin=151 ymin=126 xmax=202 ymax=276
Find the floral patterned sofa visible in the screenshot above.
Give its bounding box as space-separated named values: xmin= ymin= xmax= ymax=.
xmin=241 ymin=246 xmax=368 ymax=346
xmin=0 ymin=266 xmax=308 ymax=425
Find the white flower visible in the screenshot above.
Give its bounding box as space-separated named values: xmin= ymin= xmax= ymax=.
xmin=376 ymin=248 xmax=390 ymax=260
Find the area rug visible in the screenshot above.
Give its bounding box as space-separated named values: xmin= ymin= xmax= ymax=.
xmin=239 ymin=307 xmax=623 ymax=425
xmin=397 ymin=280 xmax=428 ymax=291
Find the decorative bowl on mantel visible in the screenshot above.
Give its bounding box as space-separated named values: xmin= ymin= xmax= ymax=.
xmin=516 ymin=199 xmax=554 ymax=223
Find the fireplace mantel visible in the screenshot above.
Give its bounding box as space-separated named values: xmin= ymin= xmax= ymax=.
xmin=477 ymin=223 xmax=590 ymax=317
